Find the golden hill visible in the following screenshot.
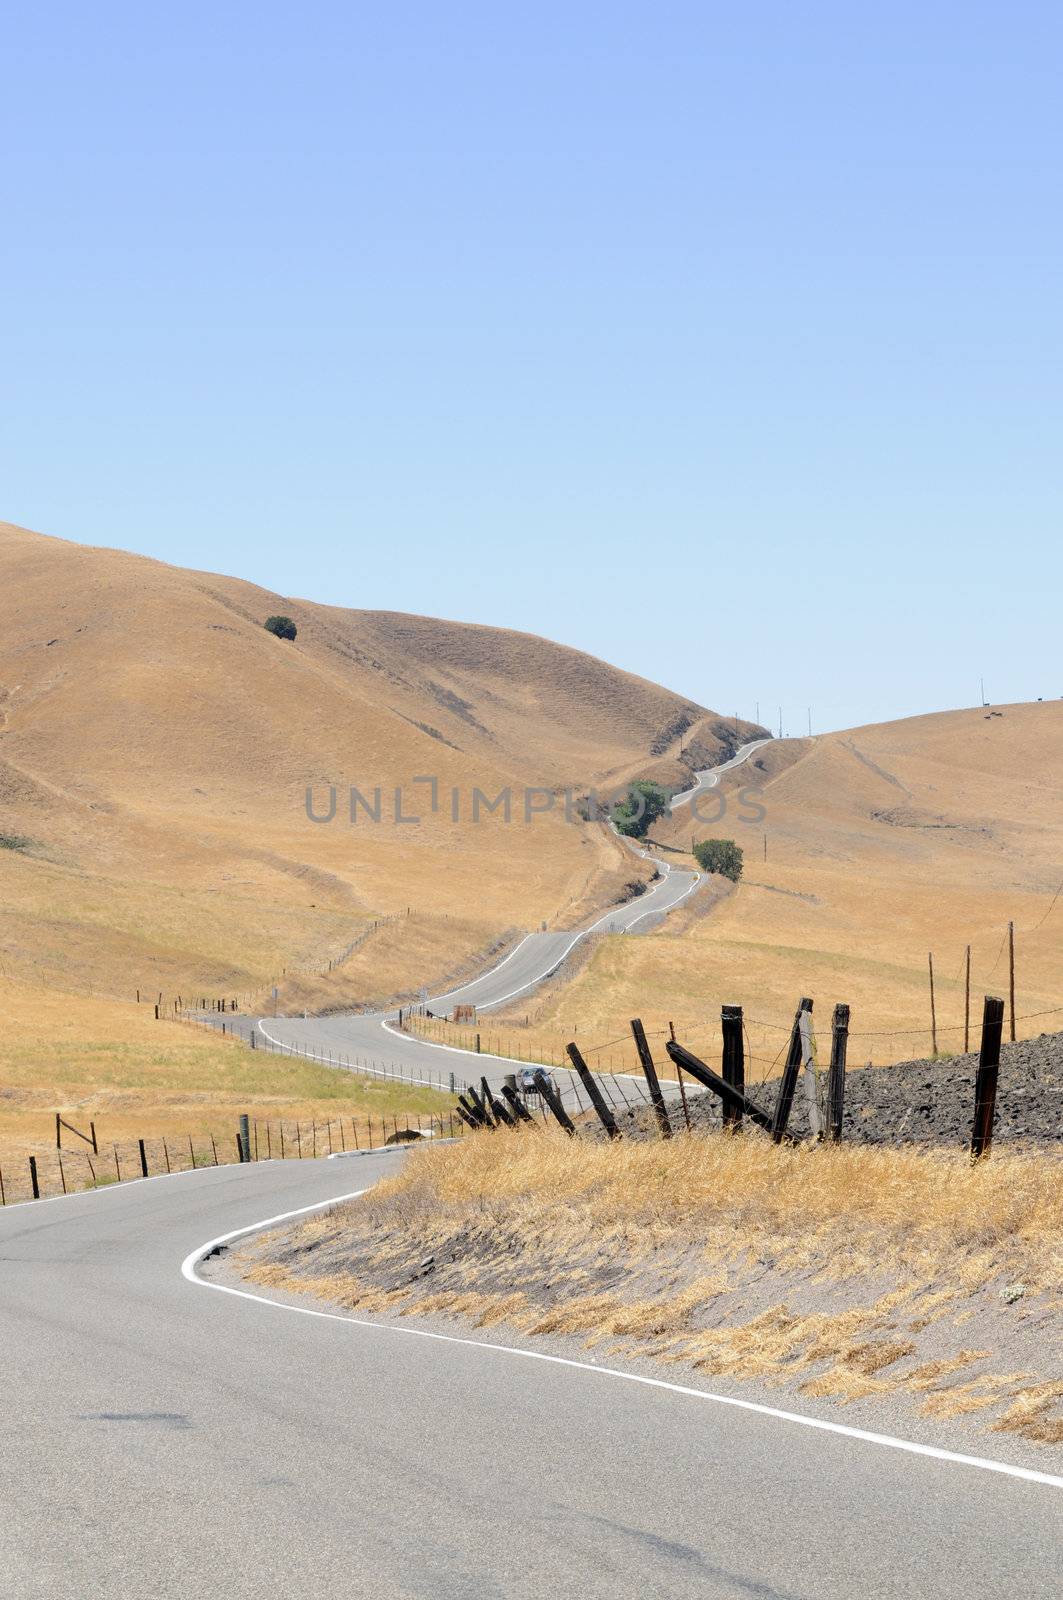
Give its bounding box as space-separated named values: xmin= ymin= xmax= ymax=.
xmin=0 ymin=519 xmax=760 ymax=1006
xmin=490 ymin=700 xmax=1063 ymax=1074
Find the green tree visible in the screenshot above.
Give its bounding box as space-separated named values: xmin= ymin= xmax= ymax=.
xmin=612 ymin=781 xmax=668 ymax=839
xmin=693 ymin=838 xmax=744 ymax=881
xmin=264 ymin=614 xmax=297 ymax=641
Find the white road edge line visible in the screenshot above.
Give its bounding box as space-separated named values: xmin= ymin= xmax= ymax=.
xmin=253 ymin=1018 xmax=445 ymax=1089
xmin=182 ymin=1188 xmax=1063 ymax=1495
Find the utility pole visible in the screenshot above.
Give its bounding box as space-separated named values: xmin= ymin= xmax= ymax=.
xmin=807 ymin=707 xmax=812 ymax=737
xmin=1008 ymin=920 xmax=1016 ymax=1042
xmin=778 ymin=707 xmax=783 ymax=739
xmin=755 ymin=700 xmax=760 ymax=725
xmin=980 ymin=675 xmax=986 ymax=706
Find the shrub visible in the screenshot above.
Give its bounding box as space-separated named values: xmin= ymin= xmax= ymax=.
xmin=612 ymin=781 xmax=668 ymax=839
xmin=693 ymin=837 xmax=744 ymax=880
xmin=264 ymin=615 xmax=297 ymax=641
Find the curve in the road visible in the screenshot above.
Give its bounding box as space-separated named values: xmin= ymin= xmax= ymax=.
xmin=183 ymin=1175 xmax=1063 ymax=1495
xmin=6 ymin=1156 xmax=1061 ymax=1597
xmin=243 ymin=739 xmax=773 ymax=1098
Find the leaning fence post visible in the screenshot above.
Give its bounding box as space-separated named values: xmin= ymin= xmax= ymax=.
xmin=467 ymin=1085 xmax=493 ymax=1127
xmin=488 ymin=1093 xmax=516 ymax=1127
xmin=463 ymin=1089 xmax=492 ymax=1127
xmin=567 ymin=1043 xmax=621 ymax=1139
xmin=500 ymin=1084 xmax=536 ymax=1125
xmin=666 ymin=1039 xmax=787 ymax=1138
xmin=826 ymin=1004 xmax=850 ymax=1142
xmin=138 ymin=1138 xmax=148 ymax=1178
xmin=720 ymin=1006 xmax=744 ymax=1130
xmin=534 ymin=1070 xmax=576 ymax=1135
xmin=771 ymin=998 xmax=813 ymax=1143
xmin=29 ymin=1155 xmax=40 ymax=1200
xmin=629 ymin=1020 xmax=671 ymax=1138
xmin=971 ymin=995 xmax=1005 ymax=1159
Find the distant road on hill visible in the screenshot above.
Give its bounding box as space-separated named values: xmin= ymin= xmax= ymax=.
xmin=212 ymin=740 xmax=773 ymax=1106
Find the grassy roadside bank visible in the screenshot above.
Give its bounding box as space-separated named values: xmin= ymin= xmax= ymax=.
xmin=244 ymin=1130 xmax=1063 ymax=1448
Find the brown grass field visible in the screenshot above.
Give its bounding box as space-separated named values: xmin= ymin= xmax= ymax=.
xmin=0 ymin=978 xmax=456 ymax=1202
xmin=0 ymin=517 xmax=752 ymax=1131
xmin=0 ymin=517 xmax=752 ymax=1012
xmin=476 ymin=700 xmax=1063 ymax=1077
xmin=244 ymin=1128 xmax=1063 ymax=1446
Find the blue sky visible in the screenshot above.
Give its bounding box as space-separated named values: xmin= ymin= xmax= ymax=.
xmin=2 ymin=3 xmax=1060 ymax=733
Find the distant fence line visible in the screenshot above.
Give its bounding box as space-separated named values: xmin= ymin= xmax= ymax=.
xmin=177 ymin=1008 xmax=469 ymax=1097
xmin=0 ymin=1108 xmax=466 ymax=1206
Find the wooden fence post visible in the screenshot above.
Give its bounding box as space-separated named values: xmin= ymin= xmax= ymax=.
xmin=799 ymin=1007 xmax=821 ymax=1138
xmin=928 ymin=953 xmax=937 ymax=1055
xmin=533 ymin=1070 xmax=576 ymax=1135
xmin=500 ymin=1084 xmax=536 ymax=1125
xmin=462 ymin=1089 xmax=491 ymax=1127
xmin=971 ymin=995 xmax=1005 ymax=1159
xmin=826 ymin=1003 xmax=850 ymax=1142
xmin=665 ymin=1040 xmax=787 ymax=1139
xmin=487 ymin=1094 xmax=516 ymax=1128
xmin=964 ymin=944 xmax=971 ymax=1053
xmin=630 ymin=1020 xmax=671 ymax=1138
xmin=567 ymin=1043 xmax=621 ymax=1139
xmin=669 ymin=1019 xmax=691 ymax=1131
xmin=770 ymin=998 xmax=813 ymax=1143
xmin=720 ymin=1006 xmax=744 ymax=1130
xmin=29 ymin=1155 xmax=40 ymax=1200
xmin=138 ymin=1138 xmax=148 ymax=1178
xmin=239 ymin=1114 xmax=251 ymax=1163
xmin=467 ymin=1085 xmax=493 ymax=1127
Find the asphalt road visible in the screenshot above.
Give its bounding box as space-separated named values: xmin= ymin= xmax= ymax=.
xmin=3 ymin=1157 xmax=1059 ymax=1598
xmin=668 ymin=738 xmax=773 ymax=810
xmin=213 ymin=740 xmax=775 ymax=1106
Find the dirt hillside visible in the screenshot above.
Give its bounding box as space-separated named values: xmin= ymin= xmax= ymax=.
xmin=0 ymin=519 xmax=758 ymax=1006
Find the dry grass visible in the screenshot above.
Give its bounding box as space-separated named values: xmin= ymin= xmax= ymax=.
xmin=482 ymin=702 xmax=1063 ymax=1072
xmin=0 ymin=518 xmax=734 ymax=1015
xmin=367 ymin=1128 xmax=1063 ymax=1284
xmin=244 ymin=1129 xmax=1063 ymax=1446
xmin=0 ymin=976 xmax=455 ymax=1198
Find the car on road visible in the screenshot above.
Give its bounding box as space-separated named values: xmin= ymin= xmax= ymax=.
xmin=520 ymin=1066 xmax=555 ymax=1096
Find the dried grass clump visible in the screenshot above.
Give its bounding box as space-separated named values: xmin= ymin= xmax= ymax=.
xmin=358 ymin=1128 xmax=1063 ymax=1288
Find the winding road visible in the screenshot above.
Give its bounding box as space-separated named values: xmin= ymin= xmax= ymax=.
xmin=3 ymin=1155 xmax=1059 ymax=1597
xmin=219 ymin=739 xmax=774 ymax=1103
